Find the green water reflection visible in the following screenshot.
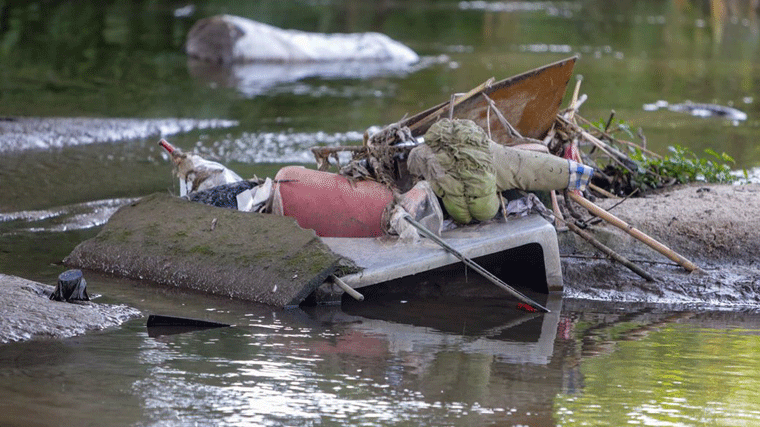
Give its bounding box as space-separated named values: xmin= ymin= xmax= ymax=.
xmin=556 ymin=315 xmax=760 ymax=426
xmin=2 ymin=0 xmax=760 ymax=166
xmin=2 ymin=1 xmax=760 ymax=425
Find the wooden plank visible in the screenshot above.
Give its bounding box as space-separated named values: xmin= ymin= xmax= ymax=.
xmin=399 ymin=56 xmax=577 ymax=141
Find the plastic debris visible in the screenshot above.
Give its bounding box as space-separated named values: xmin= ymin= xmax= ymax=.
xmin=50 ymin=269 xmax=89 ymax=302
xmin=386 ymin=181 xmax=444 ymax=242
xmin=185 ymin=180 xmax=259 ymax=209
xmin=506 ymin=193 xmax=554 ymax=221
xmin=158 ymin=139 xmax=243 ymax=196
xmin=236 ymin=177 xmax=273 ymax=212
xmin=643 ymin=100 xmax=747 ymax=121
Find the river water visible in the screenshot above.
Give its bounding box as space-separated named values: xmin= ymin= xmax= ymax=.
xmin=2 ymin=1 xmax=760 ymax=426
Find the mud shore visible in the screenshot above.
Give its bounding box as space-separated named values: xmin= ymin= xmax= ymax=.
xmin=560 ymin=183 xmax=760 ymax=306
xmin=0 ymin=274 xmax=141 ymax=344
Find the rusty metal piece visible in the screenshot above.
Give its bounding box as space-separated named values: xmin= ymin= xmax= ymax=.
xmin=398 ymin=56 xmax=577 ymax=142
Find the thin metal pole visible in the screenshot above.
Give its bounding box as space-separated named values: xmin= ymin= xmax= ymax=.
xmin=402 ymin=214 xmax=549 ymax=313
xmin=330 ymin=275 xmax=364 ymax=301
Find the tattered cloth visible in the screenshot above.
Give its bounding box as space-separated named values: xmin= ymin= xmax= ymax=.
xmin=568 ymin=161 xmax=594 ymax=192
xmin=488 ymin=142 xmax=594 ymax=192
xmin=409 ymin=118 xmax=500 ymax=224
xmin=408 ymin=118 xmax=594 ymax=224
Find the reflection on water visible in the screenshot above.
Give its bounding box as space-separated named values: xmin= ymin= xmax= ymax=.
xmin=556 ymin=303 xmax=760 ymax=426
xmin=2 ymin=286 xmax=760 ymax=426
xmin=188 ymin=57 xmax=424 ymax=98
xmin=2 ymin=1 xmax=760 ymax=426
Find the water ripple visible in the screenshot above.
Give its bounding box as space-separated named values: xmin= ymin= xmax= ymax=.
xmin=0 ymin=197 xmax=135 ymax=233
xmin=0 ymin=117 xmax=238 ymax=153
xmin=194 ymin=130 xmax=365 ymax=164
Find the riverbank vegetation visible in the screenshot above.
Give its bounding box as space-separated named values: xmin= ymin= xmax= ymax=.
xmin=575 ymin=113 xmax=741 ymax=197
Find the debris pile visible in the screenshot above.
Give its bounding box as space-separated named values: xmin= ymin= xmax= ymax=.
xmin=308 ymin=62 xmax=703 ymax=282
xmin=159 ymin=57 xmax=710 ymax=294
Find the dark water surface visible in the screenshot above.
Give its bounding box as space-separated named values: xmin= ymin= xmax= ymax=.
xmin=2 ymin=1 xmax=760 ymax=426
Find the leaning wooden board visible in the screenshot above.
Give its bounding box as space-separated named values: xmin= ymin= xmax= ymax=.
xmin=399 ymin=56 xmax=577 ymax=142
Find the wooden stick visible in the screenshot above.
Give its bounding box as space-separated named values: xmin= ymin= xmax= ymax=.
xmin=561 ymin=254 xmax=680 ymax=267
xmin=499 ymin=194 xmax=508 ymax=221
xmin=557 ymin=114 xmax=639 ymax=173
xmin=567 ymin=191 xmax=701 ymax=272
xmin=482 ymin=93 xmax=523 ymax=138
xmin=311 ymin=146 xmax=365 ymax=154
xmin=559 ymin=217 xmax=656 ymax=281
xmin=565 ymin=77 xmax=583 ymax=122
xmin=579 ymin=130 xmax=634 ymax=172
xmin=409 ymin=78 xmax=494 ymax=133
xmin=588 ymin=183 xmax=618 ymax=199
xmin=604 ymin=110 xmax=616 ymax=133
xmin=486 ymin=103 xmax=492 ymax=139
xmin=550 ymin=190 xmax=565 ymax=228
xmin=588 ymin=188 xmax=639 ymax=225
xmin=330 ymin=275 xmax=364 ymax=301
xmin=402 ymin=213 xmax=550 ymax=312
xmin=311 ymin=146 xmax=366 ymax=171
xmin=576 ymin=115 xmax=661 ymax=159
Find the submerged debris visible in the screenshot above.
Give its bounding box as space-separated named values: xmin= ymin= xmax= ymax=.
xmin=643 ymin=100 xmax=747 ymax=121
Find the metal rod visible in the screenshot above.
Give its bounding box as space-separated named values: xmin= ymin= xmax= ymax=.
xmin=402 ymin=213 xmax=549 ymax=312
xmin=561 ymin=218 xmax=656 ymax=282
xmin=330 ymin=275 xmax=364 ymax=301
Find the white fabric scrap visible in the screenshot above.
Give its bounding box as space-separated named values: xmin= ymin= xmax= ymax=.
xmin=236 ymin=177 xmax=273 ymax=212
xmin=506 ymin=193 xmax=554 ymax=222
xmin=388 ymin=205 xmax=421 ymax=243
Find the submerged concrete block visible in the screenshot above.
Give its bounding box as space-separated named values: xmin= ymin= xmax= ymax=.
xmin=64 ymin=193 xmax=350 ymax=308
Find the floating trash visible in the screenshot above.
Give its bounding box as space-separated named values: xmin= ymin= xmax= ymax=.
xmin=643 ymin=100 xmax=747 ymax=121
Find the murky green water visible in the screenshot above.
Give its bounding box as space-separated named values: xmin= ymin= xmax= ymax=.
xmin=2 ymin=1 xmax=760 ymax=425
xmin=2 ymin=281 xmax=759 ymax=427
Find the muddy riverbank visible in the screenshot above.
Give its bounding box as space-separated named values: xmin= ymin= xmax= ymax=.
xmin=560 ymin=183 xmax=760 ymax=306
xmin=0 ymin=274 xmax=141 ymax=344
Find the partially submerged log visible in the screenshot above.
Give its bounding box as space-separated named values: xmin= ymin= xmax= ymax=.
xmin=64 ymin=193 xmax=353 ymax=308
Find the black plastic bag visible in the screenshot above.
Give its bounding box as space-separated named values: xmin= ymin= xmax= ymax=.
xmin=50 ymin=269 xmax=89 ymax=302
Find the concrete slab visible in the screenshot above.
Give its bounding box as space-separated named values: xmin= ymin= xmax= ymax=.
xmin=64 ymin=193 xmax=350 ymax=308
xmin=321 ymin=214 xmax=562 ymax=294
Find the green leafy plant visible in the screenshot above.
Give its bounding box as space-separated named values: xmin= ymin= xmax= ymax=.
xmin=586 ymin=116 xmax=635 ymax=140
xmin=581 ymin=116 xmax=743 ymax=195
xmin=629 ymin=145 xmax=737 ymax=188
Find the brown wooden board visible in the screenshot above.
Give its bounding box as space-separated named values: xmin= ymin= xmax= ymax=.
xmin=400 ymin=56 xmax=577 ymax=142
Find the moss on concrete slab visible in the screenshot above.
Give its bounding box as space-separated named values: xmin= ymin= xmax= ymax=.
xmin=64 ymin=193 xmax=353 ymax=308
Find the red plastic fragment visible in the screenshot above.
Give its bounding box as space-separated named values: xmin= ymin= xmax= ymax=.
xmin=516 ymin=302 xmax=538 ymax=313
